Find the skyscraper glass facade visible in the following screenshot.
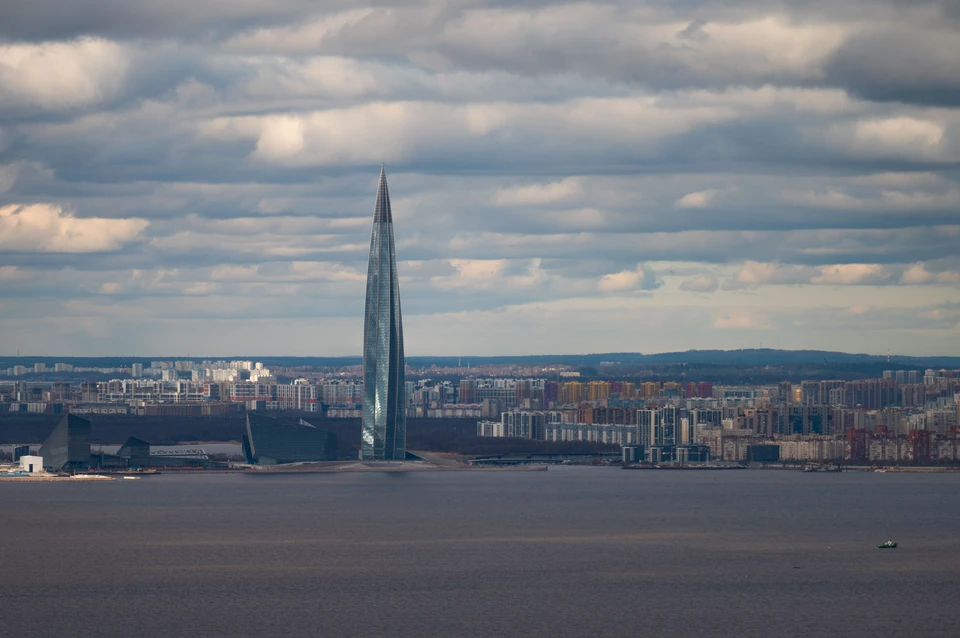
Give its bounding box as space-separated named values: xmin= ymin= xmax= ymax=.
xmin=361 ymin=167 xmax=406 ymax=460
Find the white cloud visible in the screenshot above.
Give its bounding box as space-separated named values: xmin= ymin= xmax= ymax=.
xmin=495 ymin=178 xmax=582 ymax=206
xmin=552 ymin=208 xmax=609 ymax=231
xmin=240 ymin=56 xmax=389 ymax=101
xmin=725 ymin=260 xmax=954 ymax=289
xmin=148 ymin=229 xmax=366 ymax=258
xmin=0 ymin=38 xmax=128 ymax=110
xmin=713 ymin=311 xmax=771 ymax=330
xmin=427 ymin=258 xmax=549 ymax=292
xmin=811 ymin=263 xmax=891 ymax=285
xmin=254 ymin=116 xmax=306 ymax=160
xmin=435 ymin=9 xmax=847 ymax=85
xmin=678 ymin=86 xmax=856 ymax=115
xmin=510 ymin=258 xmax=546 ymax=288
xmin=726 ymin=260 xmax=902 ymax=288
xmin=901 ymin=263 xmax=960 ymax=286
xmin=432 ymin=259 xmax=506 ymax=290
xmin=794 ymin=185 xmax=960 ymax=211
xmin=674 ymin=189 xmax=717 ymax=209
xmin=210 ymin=261 xmax=365 ymax=284
xmin=205 ymin=97 xmax=736 ymax=167
xmin=0 ymin=204 xmax=148 ymax=253
xmin=223 ymin=10 xmax=376 ymax=53
xmin=247 ymin=102 xmax=455 ymax=165
xmin=844 ymin=172 xmax=945 ymax=188
xmin=854 ymin=117 xmax=944 ymax=151
xmin=680 ymin=272 xmax=719 ymax=292
xmin=686 ymin=17 xmax=847 ymax=79
xmin=808 ymin=114 xmax=956 ymax=162
xmin=598 ymin=263 xmax=662 ymax=292
xmin=726 ymin=260 xmax=813 ymax=288
xmin=0 ymin=266 xmax=26 ymax=280
xmin=0 ymin=163 xmax=17 ymax=192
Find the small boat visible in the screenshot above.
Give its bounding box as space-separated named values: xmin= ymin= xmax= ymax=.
xmin=877 ymin=540 xmax=898 ymax=549
xmin=122 ymin=476 xmax=141 ymax=480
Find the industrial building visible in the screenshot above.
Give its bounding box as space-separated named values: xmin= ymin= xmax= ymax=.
xmin=242 ymin=413 xmax=338 ymax=464
xmin=38 ymin=414 xmax=91 ymax=471
xmin=747 ymin=444 xmax=781 ymax=463
xmin=117 ymin=437 xmax=151 ymax=468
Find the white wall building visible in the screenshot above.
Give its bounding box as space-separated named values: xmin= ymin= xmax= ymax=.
xmin=20 ymin=455 xmax=43 ymax=473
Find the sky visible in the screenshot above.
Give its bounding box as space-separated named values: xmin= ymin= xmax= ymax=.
xmin=1 ymin=0 xmax=959 ymax=357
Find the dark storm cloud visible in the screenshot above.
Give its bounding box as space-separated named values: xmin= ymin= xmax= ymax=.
xmin=824 ymin=27 xmax=960 ymax=106
xmin=0 ymin=0 xmax=320 ymax=41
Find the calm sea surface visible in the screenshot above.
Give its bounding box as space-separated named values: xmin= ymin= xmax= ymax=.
xmin=2 ymin=467 xmax=959 ymax=637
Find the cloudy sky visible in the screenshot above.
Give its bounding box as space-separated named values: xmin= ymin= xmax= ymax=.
xmin=1 ymin=0 xmax=959 ymax=357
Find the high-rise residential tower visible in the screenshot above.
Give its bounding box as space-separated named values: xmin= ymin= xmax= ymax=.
xmin=361 ymin=166 xmax=406 ymax=460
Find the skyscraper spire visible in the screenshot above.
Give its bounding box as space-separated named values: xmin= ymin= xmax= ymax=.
xmin=374 ymin=164 xmax=392 ymax=223
xmin=361 ymin=165 xmax=406 ymax=461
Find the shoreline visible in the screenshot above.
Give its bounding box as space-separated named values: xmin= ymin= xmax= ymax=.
xmin=5 ymin=462 xmax=960 ymax=481
xmin=0 ymin=475 xmax=116 ymax=482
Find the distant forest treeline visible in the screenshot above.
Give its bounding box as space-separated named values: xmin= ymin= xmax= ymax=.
xmin=0 ymin=413 xmax=617 ymax=459
xmin=3 ymin=348 xmax=960 ymax=370
xmin=4 ymin=349 xmax=958 ymax=385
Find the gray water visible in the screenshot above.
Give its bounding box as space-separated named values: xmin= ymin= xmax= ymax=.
xmin=1 ymin=467 xmax=959 ymax=637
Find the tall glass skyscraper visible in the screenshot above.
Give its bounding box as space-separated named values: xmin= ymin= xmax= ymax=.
xmin=361 ymin=166 xmax=406 ymax=460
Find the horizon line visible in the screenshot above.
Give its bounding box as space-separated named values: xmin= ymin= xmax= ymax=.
xmin=2 ymin=347 xmax=960 ymax=361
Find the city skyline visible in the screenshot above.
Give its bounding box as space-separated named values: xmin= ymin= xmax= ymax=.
xmin=1 ymin=1 xmax=959 ymax=357
xmin=361 ymin=167 xmax=407 ymax=460
xmin=4 ymin=356 xmax=959 ymax=466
